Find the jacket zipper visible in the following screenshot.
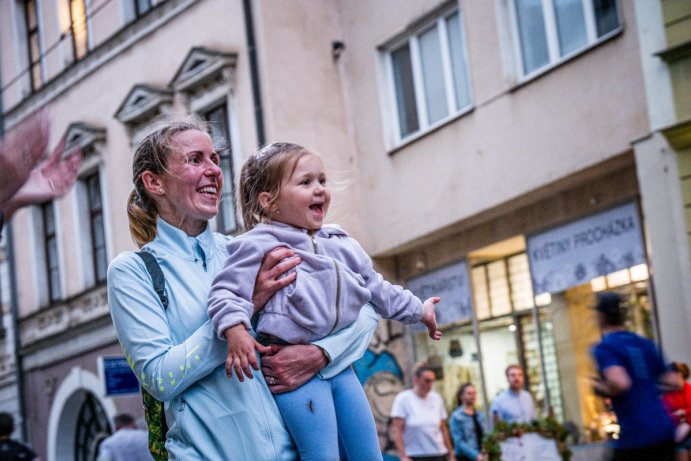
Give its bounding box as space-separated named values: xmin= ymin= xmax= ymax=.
xmin=311 ymin=234 xmax=341 ymax=335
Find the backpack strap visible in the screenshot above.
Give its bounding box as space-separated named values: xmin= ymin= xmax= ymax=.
xmin=134 ymin=250 xmax=170 ymax=461
xmin=136 ymin=250 xmax=168 ymax=310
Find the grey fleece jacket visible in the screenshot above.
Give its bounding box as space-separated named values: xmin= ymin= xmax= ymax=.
xmin=208 ymin=222 xmax=423 ymax=343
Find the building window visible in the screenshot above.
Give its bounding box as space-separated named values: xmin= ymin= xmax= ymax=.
xmin=125 ymin=0 xmax=152 ymax=22
xmin=84 ymin=172 xmax=107 ymax=284
xmin=41 ymin=202 xmax=61 ymax=303
xmin=200 ymin=104 xmax=238 ymax=234
xmin=23 ymin=0 xmax=43 ymax=91
xmin=69 ymin=0 xmax=88 ymax=60
xmin=509 ymin=0 xmax=620 ymax=78
xmin=387 ymin=7 xmax=472 ymax=141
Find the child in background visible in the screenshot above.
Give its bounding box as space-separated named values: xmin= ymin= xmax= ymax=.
xmin=208 ymin=142 xmax=441 ymax=461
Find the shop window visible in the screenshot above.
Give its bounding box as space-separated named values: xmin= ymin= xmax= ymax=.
xmin=471 ymin=253 xmax=534 ymax=319
xmin=507 ymin=0 xmax=620 ymax=79
xmin=384 ymin=5 xmax=472 ymax=142
xmin=415 ymin=322 xmax=484 ymax=411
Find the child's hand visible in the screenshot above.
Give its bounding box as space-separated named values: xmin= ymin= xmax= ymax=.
xmin=223 ymin=324 xmax=271 ymax=381
xmin=421 ymin=297 xmax=442 ymax=340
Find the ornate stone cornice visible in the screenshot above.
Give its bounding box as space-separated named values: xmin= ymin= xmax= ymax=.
xmin=114 ymin=84 xmax=173 ymax=124
xmin=169 ymin=47 xmax=237 ymax=94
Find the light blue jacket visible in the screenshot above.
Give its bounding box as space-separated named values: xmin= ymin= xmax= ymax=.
xmin=449 ymin=407 xmax=487 ymax=460
xmin=107 ymin=219 xmax=378 ymax=461
xmin=208 ymin=222 xmax=423 ymax=343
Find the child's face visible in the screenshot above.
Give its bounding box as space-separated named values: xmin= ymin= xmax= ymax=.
xmin=272 ymin=154 xmax=330 ymax=231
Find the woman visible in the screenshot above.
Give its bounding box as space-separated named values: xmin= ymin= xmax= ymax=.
xmin=663 ymin=362 xmax=691 ymax=461
xmin=449 ymin=383 xmax=487 ymax=461
xmin=390 ymin=365 xmax=456 ymax=461
xmin=106 ymin=118 xmax=378 ymax=460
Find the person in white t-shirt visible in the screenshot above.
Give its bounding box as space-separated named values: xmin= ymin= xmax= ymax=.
xmin=390 ymin=365 xmax=456 ymax=461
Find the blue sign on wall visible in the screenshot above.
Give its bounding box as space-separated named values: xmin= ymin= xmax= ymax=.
xmin=406 ymin=260 xmax=472 ymax=327
xmin=527 ymin=202 xmax=646 ymax=295
xmin=102 ymin=356 xmax=140 ymax=396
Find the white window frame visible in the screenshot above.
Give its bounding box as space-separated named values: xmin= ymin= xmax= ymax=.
xmin=382 ymin=5 xmax=473 ymax=148
xmin=31 ymin=201 xmax=64 ymax=307
xmin=505 ymin=0 xmax=622 ymax=82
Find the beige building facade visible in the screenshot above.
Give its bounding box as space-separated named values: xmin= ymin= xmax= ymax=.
xmin=0 ymin=0 xmax=689 ymax=459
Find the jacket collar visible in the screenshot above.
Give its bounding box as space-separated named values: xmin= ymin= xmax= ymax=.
xmin=152 ymin=218 xmax=217 ymax=261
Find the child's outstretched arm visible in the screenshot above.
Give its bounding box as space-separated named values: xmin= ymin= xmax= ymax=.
xmin=223 ymin=324 xmax=271 ymax=381
xmin=421 ymin=297 xmax=442 ymax=340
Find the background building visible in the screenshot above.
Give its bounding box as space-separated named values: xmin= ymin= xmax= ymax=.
xmin=0 ymin=1 xmax=689 ymax=460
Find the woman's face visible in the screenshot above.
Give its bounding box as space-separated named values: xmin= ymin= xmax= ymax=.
xmin=413 ymin=370 xmax=436 ymax=396
xmin=156 ymin=129 xmax=223 ymax=235
xmin=461 ymin=385 xmax=477 ymax=406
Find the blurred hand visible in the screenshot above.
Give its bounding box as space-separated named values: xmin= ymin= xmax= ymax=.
xmin=12 ymin=135 xmax=82 ymax=206
xmin=0 ymin=109 xmax=50 ymax=205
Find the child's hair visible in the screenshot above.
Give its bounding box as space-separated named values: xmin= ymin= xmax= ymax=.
xmin=239 ymin=142 xmax=315 ymax=230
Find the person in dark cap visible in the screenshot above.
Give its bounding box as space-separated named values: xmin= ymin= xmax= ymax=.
xmin=591 ymin=291 xmax=679 ymax=461
xmin=0 ymin=412 xmax=41 ymax=461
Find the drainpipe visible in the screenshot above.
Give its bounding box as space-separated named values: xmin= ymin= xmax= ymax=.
xmin=242 ymin=0 xmax=265 ymax=146
xmin=0 ymin=53 xmax=29 ymax=441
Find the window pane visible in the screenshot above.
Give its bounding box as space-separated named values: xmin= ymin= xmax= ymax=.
xmin=419 ymin=26 xmax=448 ymax=125
xmin=592 ymin=0 xmax=619 ymax=37
xmin=391 ymin=44 xmax=419 ymax=137
xmin=471 ymin=266 xmax=491 ymax=320
xmin=515 ymin=0 xmax=550 ymax=74
xmin=480 ymin=317 xmax=519 ymax=399
xmin=50 ymin=268 xmax=61 ymax=300
xmin=88 ymin=176 xmax=101 ymax=209
xmin=508 ymin=254 xmax=534 ymax=311
xmin=219 ymin=156 xmax=237 ymax=231
xmin=70 ymin=0 xmax=88 ymax=59
xmin=488 ymin=260 xmax=511 ymax=316
xmin=137 ymin=0 xmax=152 ymax=15
xmin=553 ymin=0 xmax=587 ymax=56
xmin=44 ymin=205 xmax=55 ymax=233
xmin=95 ymin=248 xmax=107 ymax=282
xmin=202 ymin=105 xmax=238 ymax=234
xmin=26 ymin=0 xmax=37 ymax=29
xmin=446 ymin=12 xmax=472 ymax=111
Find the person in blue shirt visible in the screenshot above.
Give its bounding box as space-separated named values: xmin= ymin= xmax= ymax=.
xmin=489 ymin=364 xmax=537 ymax=425
xmin=591 ymin=291 xmax=678 ymax=461
xmin=107 ymin=118 xmax=378 ymax=460
xmin=449 ymin=383 xmax=487 ymax=461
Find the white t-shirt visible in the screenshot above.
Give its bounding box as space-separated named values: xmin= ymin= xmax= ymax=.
xmin=390 ymin=389 xmax=448 ymax=457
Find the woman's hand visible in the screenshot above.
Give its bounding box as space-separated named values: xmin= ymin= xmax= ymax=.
xmin=252 ymin=247 xmax=300 ymax=312
xmin=260 ymin=344 xmax=327 ymax=393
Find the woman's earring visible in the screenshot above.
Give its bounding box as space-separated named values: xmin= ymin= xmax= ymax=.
xmin=159 ymin=188 xmax=165 ymax=194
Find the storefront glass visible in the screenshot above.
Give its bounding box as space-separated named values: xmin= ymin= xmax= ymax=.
xmin=411 ymin=257 xmax=653 ymax=446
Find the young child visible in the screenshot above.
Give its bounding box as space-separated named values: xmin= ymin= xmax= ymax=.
xmin=208 ymin=142 xmax=441 ymax=461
